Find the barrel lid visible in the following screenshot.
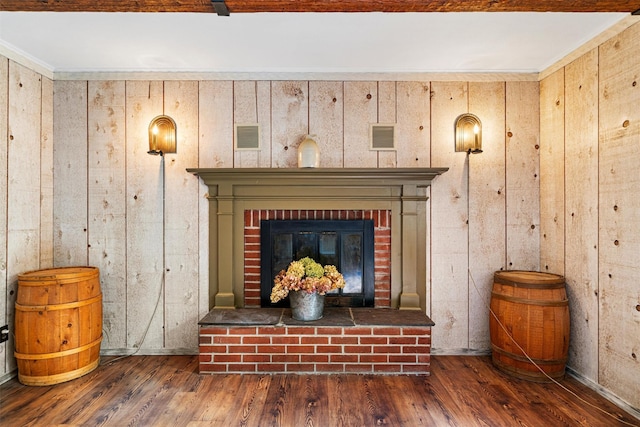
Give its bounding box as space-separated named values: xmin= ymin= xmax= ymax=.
xmin=18 ymin=266 xmax=99 ymax=281
xmin=494 ymin=270 xmax=564 ymax=285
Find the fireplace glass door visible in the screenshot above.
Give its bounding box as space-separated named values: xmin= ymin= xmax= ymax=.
xmin=260 ymin=220 xmax=374 ymax=307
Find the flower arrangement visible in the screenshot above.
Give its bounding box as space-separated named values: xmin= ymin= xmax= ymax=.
xmin=270 ymin=257 xmax=346 ymax=303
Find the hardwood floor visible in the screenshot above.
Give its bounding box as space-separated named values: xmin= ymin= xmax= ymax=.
xmin=0 ymin=355 xmax=637 ymax=426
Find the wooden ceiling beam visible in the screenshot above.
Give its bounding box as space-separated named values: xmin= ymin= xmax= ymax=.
xmin=1 ymin=0 xmax=639 ymax=14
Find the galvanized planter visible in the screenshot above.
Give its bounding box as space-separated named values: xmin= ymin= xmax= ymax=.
xmin=289 ymin=291 xmax=325 ymax=321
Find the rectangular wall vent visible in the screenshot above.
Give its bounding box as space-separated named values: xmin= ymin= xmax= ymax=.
xmin=370 ymin=124 xmax=396 ymax=150
xmin=235 ymin=124 xmax=260 ymax=150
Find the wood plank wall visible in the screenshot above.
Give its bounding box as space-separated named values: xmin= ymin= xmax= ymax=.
xmin=0 ymin=59 xmax=54 ymax=379
xmin=540 ymin=22 xmax=640 ymax=409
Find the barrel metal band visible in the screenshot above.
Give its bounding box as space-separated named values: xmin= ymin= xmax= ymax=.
xmin=491 ymin=292 xmax=568 ymax=307
xmin=15 ymin=293 xmax=102 ymax=312
xmin=494 ymin=276 xmax=565 ymax=289
xmin=491 ymin=344 xmax=568 ymax=365
xmin=15 ymin=336 xmax=103 ymax=360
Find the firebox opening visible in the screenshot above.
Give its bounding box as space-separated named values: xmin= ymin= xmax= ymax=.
xmin=260 ymin=220 xmax=375 ymax=308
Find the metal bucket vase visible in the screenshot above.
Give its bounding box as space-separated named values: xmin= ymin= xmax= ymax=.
xmin=289 ymin=291 xmax=325 ymax=321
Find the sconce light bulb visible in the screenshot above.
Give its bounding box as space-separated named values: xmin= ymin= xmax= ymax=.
xmin=152 ymin=125 xmax=159 ymax=135
xmin=473 ymin=124 xmax=479 ymax=134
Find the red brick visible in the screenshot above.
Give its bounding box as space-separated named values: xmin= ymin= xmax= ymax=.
xmin=389 ymin=355 xmax=417 ymax=363
xmin=344 ymin=345 xmax=372 ymax=354
xmin=199 ymin=336 xmax=212 ymax=344
xmin=199 ymin=364 xmax=227 ymax=373
xmin=418 ymin=337 xmax=431 ymax=345
xmin=199 ymin=327 xmax=228 ymax=335
xmin=402 ymin=327 xmax=429 ymax=336
xmin=402 ymin=345 xmax=429 ymax=354
xmin=316 ymin=345 xmax=342 ymax=353
xmin=199 ymin=345 xmax=228 ymax=354
xmin=272 ymin=354 xmax=300 ymax=363
xmin=373 ymin=327 xmax=401 ymax=336
xmin=417 ymin=355 xmax=431 ymax=364
xmin=244 ymin=210 xmax=252 ymax=227
xmin=330 ymin=354 xmax=358 ymax=363
xmin=301 ymin=336 xmax=329 ymax=345
xmin=243 ymin=354 xmax=271 ymax=362
xmin=244 ymin=228 xmax=260 ymax=236
xmin=259 ymin=327 xmax=285 ymax=335
xmin=258 ymin=364 xmax=285 ymax=372
xmin=228 ymin=327 xmax=258 ymax=335
xmin=214 ymin=336 xmax=241 ymax=344
xmin=360 ymin=337 xmax=387 ymax=345
xmin=373 ymin=345 xmax=401 ymax=354
xmin=360 ymin=354 xmax=388 ymax=363
xmin=272 ymin=336 xmax=300 ymax=345
xmin=229 ymin=364 xmax=257 ymax=372
xmin=389 ymin=337 xmax=417 ymax=345
xmin=199 ymin=354 xmax=212 ymax=363
xmin=257 ymin=345 xmax=285 ymax=354
xmin=288 ymin=327 xmax=316 ymax=335
xmin=243 ymin=336 xmax=271 ymax=345
xmin=214 ymin=354 xmax=241 ymax=363
xmin=287 ymin=345 xmax=315 ymax=353
xmin=344 ymin=327 xmax=372 ymax=335
xmin=331 ymin=336 xmax=358 ymax=345
xmin=316 ymin=327 xmax=344 ymax=335
xmin=301 ymin=354 xmax=329 ymax=363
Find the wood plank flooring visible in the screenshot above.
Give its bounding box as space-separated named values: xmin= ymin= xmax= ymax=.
xmin=0 ymin=355 xmax=638 ymax=426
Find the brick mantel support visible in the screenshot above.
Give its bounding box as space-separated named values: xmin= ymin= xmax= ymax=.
xmin=187 ymin=168 xmax=448 ymax=310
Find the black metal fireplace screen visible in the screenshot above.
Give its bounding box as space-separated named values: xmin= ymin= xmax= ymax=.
xmin=260 ymin=220 xmax=375 ymax=307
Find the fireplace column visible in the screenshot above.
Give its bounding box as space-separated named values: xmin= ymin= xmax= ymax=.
xmin=399 ymin=184 xmax=427 ymax=310
xmin=210 ymin=183 xmax=236 ymax=309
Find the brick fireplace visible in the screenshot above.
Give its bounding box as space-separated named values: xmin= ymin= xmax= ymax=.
xmin=243 ymin=209 xmax=391 ymax=308
xmin=188 ymin=167 xmax=447 ymax=375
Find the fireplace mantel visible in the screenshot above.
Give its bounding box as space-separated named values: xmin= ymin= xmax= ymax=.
xmin=187 ymin=167 xmax=448 ymax=311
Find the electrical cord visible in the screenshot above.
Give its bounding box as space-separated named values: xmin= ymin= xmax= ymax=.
xmin=469 ymin=269 xmax=639 ymax=426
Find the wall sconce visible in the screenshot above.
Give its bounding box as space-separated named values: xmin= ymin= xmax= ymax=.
xmin=148 ymin=115 xmax=177 ymax=156
xmin=454 ymin=113 xmax=482 ymax=154
xmin=298 ymin=134 xmax=320 ymax=168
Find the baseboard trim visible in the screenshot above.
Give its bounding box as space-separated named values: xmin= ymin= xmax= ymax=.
xmin=100 ymin=348 xmax=198 ymax=356
xmin=0 ymin=369 xmax=17 ymax=385
xmin=566 ymin=366 xmax=640 ymax=422
xmin=431 ymin=348 xmax=492 ymax=356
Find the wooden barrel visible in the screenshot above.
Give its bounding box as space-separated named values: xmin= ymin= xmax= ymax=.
xmin=14 ymin=267 xmax=102 ymax=386
xmin=489 ymin=270 xmax=570 ymax=382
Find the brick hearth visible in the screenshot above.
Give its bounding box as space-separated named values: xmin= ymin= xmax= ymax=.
xmin=199 ymin=308 xmax=433 ymax=375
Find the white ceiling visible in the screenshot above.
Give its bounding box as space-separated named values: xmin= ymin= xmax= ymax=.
xmin=0 ymin=11 xmax=630 ymax=75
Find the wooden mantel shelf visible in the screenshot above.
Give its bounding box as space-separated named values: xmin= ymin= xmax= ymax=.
xmin=187 ymin=167 xmax=448 ymax=187
xmin=188 ymin=167 xmax=448 ymax=311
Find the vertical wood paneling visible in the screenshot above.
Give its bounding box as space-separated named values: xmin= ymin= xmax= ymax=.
xmin=396 ymin=81 xmax=431 ymax=167
xmin=564 ymin=49 xmax=599 ymax=381
xmin=0 ymin=57 xmax=8 ymax=375
xmin=87 ymin=81 xmax=127 ymax=349
xmin=505 ymin=82 xmax=540 ymax=271
xmin=163 ymin=81 xmax=200 ymax=349
xmin=468 ymin=82 xmax=506 ymax=350
xmin=198 ymin=81 xmax=233 ymax=314
xmin=7 ymin=62 xmax=42 ymax=373
xmin=125 ymin=81 xmax=164 ymax=350
xmin=53 ymin=80 xmax=88 ymax=266
xmin=234 ymin=81 xmax=272 ymax=168
xmin=344 ymin=81 xmax=378 ymax=167
xmin=598 ymin=23 xmax=640 ymax=409
xmin=430 ymin=81 xmax=469 ymax=350
xmin=271 ymin=81 xmax=309 ymax=168
xmin=539 ymin=70 xmax=565 ymax=275
xmin=40 ymin=77 xmax=53 ymax=268
xmin=198 ymin=81 xmax=233 ymax=168
xmin=309 ymin=81 xmax=344 ymax=167
xmin=377 ymin=81 xmax=397 ymax=167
